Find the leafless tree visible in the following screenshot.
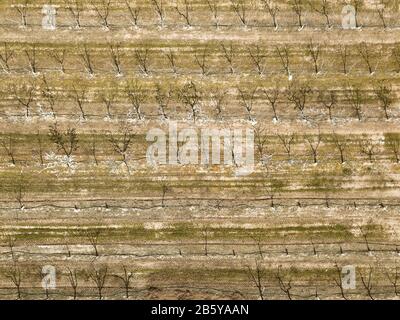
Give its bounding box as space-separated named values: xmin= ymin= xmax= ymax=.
xmin=114 ymin=266 xmax=134 ymax=299
xmin=374 ymin=82 xmax=393 ymax=120
xmin=48 ymin=49 xmax=67 ymax=74
xmin=86 ymin=229 xmax=101 ymax=257
xmin=11 ymin=81 xmax=35 ymax=117
xmin=206 ymin=0 xmax=220 ymax=28
xmin=155 ymin=84 xmax=172 ymax=120
xmin=359 ymin=136 xmax=378 ymax=162
xmin=100 ymin=88 xmax=117 ymax=119
xmin=278 ymin=133 xmax=295 ymax=161
xmin=306 ymin=39 xmax=321 ymax=74
xmin=14 ymin=175 xmax=25 ymax=210
xmin=359 ymin=266 xmax=374 ymax=300
xmin=64 ymin=0 xmax=83 ymax=29
xmin=7 ymin=263 xmax=22 ymax=299
xmin=164 ymin=49 xmax=178 ymax=74
xmin=49 ymin=123 xmax=79 ymax=164
xmin=109 ymin=42 xmax=123 ymax=76
xmin=345 ymin=86 xmax=364 ymax=121
xmin=338 ymin=45 xmax=350 ymax=75
xmin=386 ymin=266 xmax=400 ymax=296
xmin=376 ymin=0 xmax=388 ymax=29
xmin=357 ymin=42 xmax=376 ymax=75
xmin=305 ymin=131 xmax=322 ymax=164
xmin=254 ymin=125 xmax=269 ymax=165
xmin=230 ymin=0 xmax=247 ymax=27
xmin=209 ymin=88 xmax=227 ymax=120
xmin=385 ymin=133 xmax=400 ymax=163
xmin=24 ymin=44 xmax=38 ymax=74
xmin=125 ymin=0 xmax=141 ymax=28
xmin=276 ymin=266 xmax=292 ymax=300
xmin=331 ymin=132 xmax=348 ymax=164
xmin=160 ymin=182 xmax=170 ymax=207
xmin=13 ymin=0 xmax=30 ymax=28
xmin=178 ymin=81 xmax=202 ymax=122
xmin=308 ymin=0 xmax=332 ymax=29
xmin=71 ymin=84 xmax=87 ymax=119
xmin=35 ymin=131 xmax=45 ymax=166
xmin=40 ymin=75 xmax=57 ymax=117
xmin=80 ymin=44 xmax=94 ymax=76
xmin=238 ymin=87 xmax=257 ymax=121
xmin=0 ymin=42 xmax=14 ymax=73
xmin=108 ymin=125 xmax=135 ymax=172
xmin=175 ymin=0 xmax=192 ymax=27
xmin=67 ymin=268 xmax=79 ymax=299
xmin=286 ymin=82 xmax=312 ymax=120
xmin=6 ymin=234 xmax=16 ymax=261
xmin=263 ymin=87 xmax=280 ymax=121
xmin=290 ymin=0 xmax=305 ymax=30
xmin=247 ymin=259 xmax=266 ymax=300
xmin=319 ymin=90 xmax=337 ymax=122
xmin=1 ymin=135 xmax=16 ymax=165
xmin=151 ymin=0 xmax=165 ymax=27
xmin=275 ymin=45 xmax=291 ymax=77
xmin=351 ymin=0 xmax=363 ymax=28
xmin=88 ymin=136 xmax=98 ymax=166
xmin=90 ymin=0 xmax=112 ymax=29
xmin=126 ymin=80 xmax=145 ymax=120
xmin=134 ymin=48 xmax=150 ymax=75
xmin=332 ymin=262 xmax=347 ymax=300
xmin=392 ymin=45 xmax=400 ymax=73
xmin=261 ymin=0 xmax=279 ymax=29
xmin=88 ymin=265 xmax=108 ymax=300
xmin=248 ymin=45 xmax=265 ymax=76
xmin=360 ymin=226 xmax=371 ymax=252
xmin=194 ymin=47 xmax=209 ymax=76
xmin=220 ymin=43 xmax=235 ymax=74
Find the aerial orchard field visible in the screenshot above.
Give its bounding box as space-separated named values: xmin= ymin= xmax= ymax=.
xmin=0 ymin=0 xmax=399 ymax=300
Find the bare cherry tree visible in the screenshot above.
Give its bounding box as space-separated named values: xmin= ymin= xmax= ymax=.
xmin=40 ymin=75 xmax=57 ymax=118
xmin=13 ymin=0 xmax=30 ymax=28
xmin=79 ymin=44 xmax=94 ymax=76
xmin=155 ymin=83 xmax=172 ymax=120
xmin=261 ymin=0 xmax=279 ymax=29
xmin=332 ymin=262 xmax=347 ymax=300
xmin=109 ymin=42 xmax=123 ymax=76
xmin=64 ymin=0 xmax=83 ymax=29
xmin=386 ymin=265 xmax=400 ymax=296
xmin=247 ymin=259 xmax=266 ymax=300
xmin=134 ymin=48 xmax=150 ymax=75
xmin=71 ymin=84 xmax=88 ymax=119
xmin=385 ymin=133 xmax=400 ymax=163
xmin=357 ymin=42 xmax=376 ymax=75
xmin=358 ymin=136 xmax=378 ymax=162
xmin=194 ymin=47 xmax=209 ymax=76
xmin=359 ymin=266 xmax=374 ymax=300
xmin=220 ymin=43 xmax=235 ymax=74
xmin=164 ymin=49 xmax=178 ymax=74
xmin=151 ymin=0 xmax=166 ymax=27
xmin=206 ymin=0 xmax=220 ymax=28
xmin=1 ymin=135 xmax=16 ymax=165
xmin=86 ymin=229 xmax=101 ymax=257
xmin=209 ymin=88 xmax=227 ymax=120
xmin=286 ymin=82 xmax=312 ymax=120
xmin=67 ymin=268 xmax=79 ymax=300
xmin=100 ymin=88 xmax=117 ymax=119
xmin=376 ymin=0 xmax=388 ymax=29
xmin=125 ymin=0 xmax=141 ymax=28
xmin=108 ymin=125 xmax=135 ymax=172
xmin=331 ymin=132 xmax=348 ymax=164
xmin=248 ymin=45 xmax=265 ymax=76
xmin=0 ymin=42 xmax=14 ymax=73
xmin=7 ymin=263 xmax=22 ymax=299
xmin=90 ymin=0 xmax=112 ymax=29
xmin=88 ymin=265 xmax=108 ymax=300
xmin=305 ymin=131 xmax=322 ymax=164
xmin=345 ymin=86 xmax=364 ymax=121
xmin=374 ymin=81 xmax=393 ymax=120
xmin=48 ymin=48 xmax=67 ymax=74
xmin=319 ymin=90 xmax=337 ymax=122
xmin=178 ymin=81 xmax=202 ymax=122
xmin=290 ymin=0 xmax=305 ymax=30
xmin=276 ymin=266 xmax=293 ymax=300
xmin=230 ymin=0 xmax=247 ymax=27
xmin=338 ymin=45 xmax=350 ymax=75
xmin=275 ymin=45 xmax=291 ymax=78
xmin=126 ymin=80 xmax=145 ymax=120
xmin=24 ymin=44 xmax=38 ymax=74
xmin=11 ymin=81 xmax=35 ymax=117
xmin=277 ymin=133 xmax=296 ymax=161
xmin=263 ymin=87 xmax=280 ymax=121
xmin=114 ymin=266 xmax=134 ymax=299
xmin=237 ymin=87 xmax=257 ymax=121
xmin=175 ymin=0 xmax=192 ymax=27
xmin=49 ymin=123 xmax=79 ymax=165
xmin=308 ymin=0 xmax=332 ymax=29
xmin=351 ymin=0 xmax=363 ymax=28
xmin=306 ymin=39 xmax=322 ymax=74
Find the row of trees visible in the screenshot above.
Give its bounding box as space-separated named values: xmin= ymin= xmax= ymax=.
xmin=11 ymin=0 xmax=393 ymax=30
xmin=1 ymin=126 xmax=399 ymax=169
xmin=1 ymin=41 xmax=397 ymax=76
xmin=5 ymin=78 xmax=397 ymax=121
